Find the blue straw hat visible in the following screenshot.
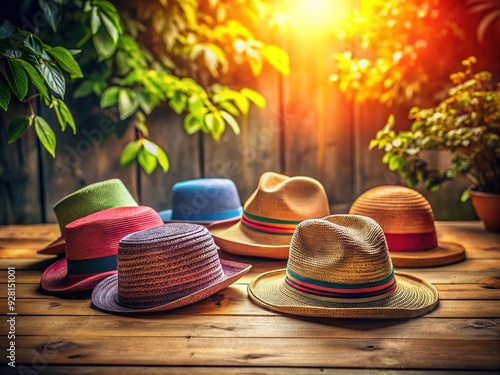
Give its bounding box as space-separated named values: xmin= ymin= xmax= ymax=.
xmin=158 ymin=178 xmax=243 ymax=225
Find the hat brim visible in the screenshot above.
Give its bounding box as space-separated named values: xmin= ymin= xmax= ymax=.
xmin=210 ymin=222 xmax=291 ymax=259
xmin=91 ymin=260 xmax=252 ymax=314
xmin=37 ymin=236 xmax=66 ymax=255
xmin=40 ymin=258 xmax=117 ymax=293
xmin=158 ymin=208 xmax=243 ymax=226
xmin=389 ymin=241 xmax=466 ymax=267
xmin=248 ymin=269 xmax=439 ymax=319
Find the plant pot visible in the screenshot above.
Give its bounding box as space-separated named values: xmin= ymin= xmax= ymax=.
xmin=469 ymin=187 xmax=500 ymax=232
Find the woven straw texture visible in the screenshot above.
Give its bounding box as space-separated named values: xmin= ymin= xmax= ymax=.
xmin=248 ymin=215 xmax=439 ymax=319
xmin=159 ymin=178 xmax=242 ymax=225
xmin=39 ymin=178 xmax=138 ymax=255
xmin=210 ymin=172 xmax=330 ymax=259
xmin=349 ymin=185 xmax=465 ymax=267
xmin=40 ymin=206 xmax=163 ymax=293
xmin=91 ymin=223 xmax=251 ymax=314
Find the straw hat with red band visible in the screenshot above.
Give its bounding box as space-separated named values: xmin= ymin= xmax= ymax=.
xmin=209 ymin=172 xmax=330 ymax=259
xmin=40 ymin=206 xmax=163 ymax=294
xmin=39 ymin=178 xmax=138 ymax=255
xmin=248 ymin=215 xmax=439 ymax=319
xmin=91 ymin=223 xmax=252 ymax=314
xmin=348 ymin=185 xmax=466 ymax=267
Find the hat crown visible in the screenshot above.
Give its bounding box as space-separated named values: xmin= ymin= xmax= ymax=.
xmin=170 ymin=178 xmax=241 ymax=220
xmin=116 ymin=223 xmax=226 ymax=308
xmin=65 ymin=206 xmax=163 ymax=259
xmin=245 ymin=172 xmax=330 ymax=221
xmin=53 ymin=178 xmax=138 ymax=234
xmin=349 ymin=185 xmax=436 ymax=234
xmin=286 ymin=215 xmax=396 ymax=301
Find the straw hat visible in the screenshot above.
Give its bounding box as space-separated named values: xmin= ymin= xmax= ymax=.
xmin=91 ymin=223 xmax=252 ymax=314
xmin=39 ymin=178 xmax=138 ymax=255
xmin=209 ymin=172 xmax=330 ymax=259
xmin=348 ymin=185 xmax=466 ymax=267
xmin=158 ymin=178 xmax=242 ymax=225
xmin=248 ymin=215 xmax=439 ymax=319
xmin=40 ymin=206 xmax=163 ymax=294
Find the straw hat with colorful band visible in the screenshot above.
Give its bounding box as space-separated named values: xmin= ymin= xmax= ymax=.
xmin=40 ymin=206 xmax=163 ymax=294
xmin=210 ymin=172 xmax=330 ymax=259
xmin=91 ymin=223 xmax=252 ymax=314
xmin=158 ymin=178 xmax=243 ymax=225
xmin=38 ymin=178 xmax=138 ymax=255
xmin=248 ymin=215 xmax=439 ymax=319
xmin=348 ymin=185 xmax=466 ymax=267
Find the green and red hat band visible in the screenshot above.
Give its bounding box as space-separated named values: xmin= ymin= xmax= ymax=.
xmin=241 ymin=210 xmax=301 ymax=236
xmin=285 ymin=267 xmax=397 ymax=299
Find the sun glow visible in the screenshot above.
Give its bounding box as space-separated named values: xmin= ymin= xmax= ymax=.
xmin=285 ymin=0 xmax=351 ymax=30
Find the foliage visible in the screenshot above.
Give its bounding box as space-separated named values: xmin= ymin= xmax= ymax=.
xmin=370 ymin=57 xmax=500 ymax=199
xmin=329 ymin=0 xmax=476 ymax=106
xmin=1 ymin=0 xmax=289 ymax=174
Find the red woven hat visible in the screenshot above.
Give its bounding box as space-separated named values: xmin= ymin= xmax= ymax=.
xmin=91 ymin=223 xmax=252 ymax=314
xmin=349 ymin=185 xmax=466 ymax=267
xmin=40 ymin=206 xmax=164 ymax=293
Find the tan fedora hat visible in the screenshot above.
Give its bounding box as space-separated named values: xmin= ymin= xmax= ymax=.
xmin=248 ymin=215 xmax=439 ymax=319
xmin=348 ymin=185 xmax=465 ymax=267
xmin=209 ymin=172 xmax=330 ymax=259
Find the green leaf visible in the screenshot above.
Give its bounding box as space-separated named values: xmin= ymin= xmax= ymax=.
xmin=156 ymin=146 xmax=169 ymax=172
xmin=8 ymin=116 xmax=32 ymax=143
xmin=16 ymin=59 xmax=50 ymax=100
xmin=241 ymin=88 xmax=266 ymax=108
xmin=118 ymin=88 xmax=139 ymax=120
xmin=219 ymin=101 xmax=240 ymax=116
xmin=460 ymin=189 xmax=470 ymax=202
xmin=55 ymin=99 xmax=76 ymax=133
xmin=39 ymin=0 xmax=60 ymax=32
xmin=169 ymin=91 xmax=186 ymax=114
xmin=137 ymin=147 xmax=157 ymax=174
xmin=39 ymin=61 xmax=65 ymax=98
xmin=34 ymin=116 xmax=56 ymax=157
xmin=45 ymin=46 xmax=83 ymax=78
xmin=99 ymin=11 xmax=119 ymax=43
xmin=120 ymin=140 xmax=142 ymax=167
xmin=74 ymin=80 xmax=94 ymax=98
xmin=221 ymin=111 xmax=240 ymax=135
xmin=184 ymin=113 xmax=203 ymax=134
xmin=262 ymin=44 xmax=290 ymax=75
xmin=0 ymin=79 xmax=11 ymax=111
xmin=205 ymin=112 xmax=224 ymax=140
xmin=141 ymin=139 xmax=168 ymax=171
xmin=7 ymin=59 xmax=28 ymax=100
xmin=388 ymin=155 xmax=401 ymax=171
xmin=92 ymin=27 xmax=117 ymax=61
xmin=91 ymin=6 xmax=102 ymax=34
xmin=100 ymin=86 xmax=120 ymax=108
xmin=188 ymin=94 xmax=204 ymax=113
xmin=23 ymin=34 xmax=42 ymax=55
xmin=369 ymin=139 xmax=378 ymax=149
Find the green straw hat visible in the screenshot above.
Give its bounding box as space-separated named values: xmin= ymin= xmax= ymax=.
xmin=39 ymin=178 xmax=138 ymax=255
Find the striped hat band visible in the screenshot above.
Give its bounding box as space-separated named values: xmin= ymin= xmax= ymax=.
xmin=241 ymin=210 xmax=301 ymax=236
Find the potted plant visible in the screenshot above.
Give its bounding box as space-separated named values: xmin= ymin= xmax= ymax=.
xmin=370 ymin=56 xmax=500 ymax=231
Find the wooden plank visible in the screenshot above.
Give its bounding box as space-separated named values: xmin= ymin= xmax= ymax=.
xmin=139 ymin=105 xmax=201 ymax=211
xmin=40 ymin=108 xmax=138 ymax=223
xmin=10 ymin=315 xmax=500 ymax=340
xmin=0 ymin=104 xmax=42 ymax=225
xmin=3 ymin=282 xmax=500 ymax=300
xmin=2 ymin=336 xmax=499 ymax=369
xmin=5 ymin=367 xmax=496 ymax=375
xmin=2 ymin=293 xmax=499 ymax=318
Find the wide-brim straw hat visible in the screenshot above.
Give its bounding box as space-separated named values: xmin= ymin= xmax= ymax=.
xmin=39 ymin=178 xmax=138 ymax=255
xmin=158 ymin=178 xmax=243 ymax=226
xmin=210 ymin=172 xmax=330 ymax=259
xmin=92 ymin=223 xmax=251 ymax=314
xmin=349 ymin=185 xmax=465 ymax=267
xmin=248 ymin=215 xmax=439 ymax=319
xmin=40 ymin=206 xmax=163 ymax=293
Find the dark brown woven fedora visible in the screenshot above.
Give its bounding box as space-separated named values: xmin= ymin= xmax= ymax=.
xmin=91 ymin=223 xmax=251 ymax=314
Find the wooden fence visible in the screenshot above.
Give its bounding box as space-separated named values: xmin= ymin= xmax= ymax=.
xmin=2 ymin=11 xmax=498 ymax=225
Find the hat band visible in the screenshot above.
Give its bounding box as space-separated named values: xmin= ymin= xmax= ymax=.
xmin=285 ymin=267 xmax=397 ymax=300
xmin=67 ymin=255 xmax=117 ymax=275
xmin=241 ymin=211 xmax=300 ymax=236
xmin=171 ymin=207 xmax=242 ymax=221
xmin=385 ymin=231 xmax=438 ymax=252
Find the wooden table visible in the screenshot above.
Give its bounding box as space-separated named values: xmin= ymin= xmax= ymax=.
xmin=1 ymin=221 xmax=499 ymax=374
